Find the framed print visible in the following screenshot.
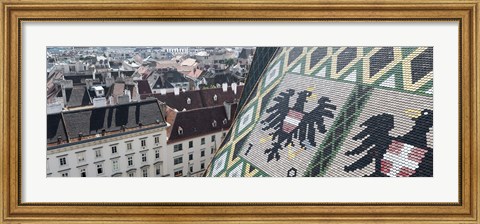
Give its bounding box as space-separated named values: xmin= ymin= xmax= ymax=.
xmin=1 ymin=0 xmax=478 ymax=223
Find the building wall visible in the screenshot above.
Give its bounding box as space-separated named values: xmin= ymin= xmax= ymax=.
xmin=47 ymin=126 xmax=168 ymax=177
xmin=166 ymin=130 xmax=228 ymax=177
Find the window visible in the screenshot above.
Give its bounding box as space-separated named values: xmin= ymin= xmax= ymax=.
xmin=222 ymin=132 xmax=226 ymax=138
xmin=200 ymin=162 xmax=205 ymax=170
xmin=178 ymin=127 xmax=183 ymax=135
xmin=174 ymin=169 xmax=183 ymax=177
xmin=189 ymin=153 xmax=193 ymax=161
xmin=111 ymin=145 xmax=117 ymax=154
xmin=155 ymin=149 xmax=160 ymax=159
xmin=80 ymin=168 xmax=86 ymax=177
xmin=212 ymin=120 xmax=217 ymax=127
xmin=189 ymin=141 xmax=193 ymax=148
xmin=77 ymin=152 xmax=85 ymax=163
xmin=59 ymin=157 xmax=67 ymax=166
xmin=201 ymin=149 xmax=205 ymax=157
xmin=211 ymin=146 xmax=215 ymax=154
xmin=127 ymin=156 xmax=134 ymax=166
xmin=186 ymin=97 xmax=191 ymax=105
xmin=189 ymin=165 xmax=193 ymax=173
xmin=95 ymin=148 xmax=102 ymax=158
xmin=141 ymin=152 xmax=147 ymax=163
xmin=223 ymin=118 xmax=228 ymax=125
xmin=61 ymin=172 xmax=69 ymax=177
xmin=154 ymin=136 xmax=160 ymax=144
xmin=128 ymin=171 xmax=135 ymax=177
xmin=97 ymin=164 xmax=103 ymax=175
xmin=201 ymin=138 xmax=205 ymax=145
xmin=174 ymin=144 xmax=183 ymax=152
xmin=155 ymin=164 xmax=161 ymax=176
xmin=141 ymin=139 xmax=146 ymax=147
xmin=126 ymin=142 xmax=132 ymax=150
xmin=142 ymin=168 xmax=149 ymax=177
xmin=174 ymin=156 xmax=183 ymax=165
xmin=112 ymin=160 xmax=119 ymax=171
xmin=211 ymin=135 xmax=216 ymax=142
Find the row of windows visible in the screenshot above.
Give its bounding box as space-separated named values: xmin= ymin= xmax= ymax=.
xmin=172 ymin=161 xmax=206 ymax=177
xmin=189 ymin=162 xmax=205 ymax=173
xmin=70 ymin=136 xmax=161 ymax=163
xmin=59 ymin=163 xmax=161 ymax=178
xmin=174 ymin=133 xmax=225 ymax=153
xmin=174 ymin=147 xmax=216 ymax=166
xmin=57 ymin=148 xmax=161 ymax=168
xmin=57 ymin=160 xmax=209 ymax=178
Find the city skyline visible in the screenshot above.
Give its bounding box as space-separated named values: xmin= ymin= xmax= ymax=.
xmin=46 ymin=46 xmax=256 ymax=177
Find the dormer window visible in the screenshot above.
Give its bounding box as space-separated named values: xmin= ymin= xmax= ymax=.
xmin=186 ymin=97 xmax=191 ymax=105
xmin=223 ymin=118 xmax=228 ymax=125
xmin=213 ymin=94 xmax=218 ymax=101
xmin=178 ymin=126 xmax=183 ymax=135
xmin=212 ymin=120 xmax=217 ymax=127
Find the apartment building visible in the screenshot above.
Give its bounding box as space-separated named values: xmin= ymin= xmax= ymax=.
xmin=46 ymin=99 xmax=169 ymax=177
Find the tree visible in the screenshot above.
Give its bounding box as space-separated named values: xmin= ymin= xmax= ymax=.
xmin=225 ymin=58 xmax=236 ymax=67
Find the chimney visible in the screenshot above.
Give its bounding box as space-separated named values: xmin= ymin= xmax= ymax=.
xmin=222 ymin=83 xmax=228 ymax=92
xmin=224 ymin=101 xmax=232 ymax=121
xmin=60 ymin=80 xmax=73 ymax=106
xmin=105 ymin=77 xmax=114 ymax=87
xmin=160 ymin=88 xmax=167 ymax=95
xmin=174 ymin=87 xmax=180 ymax=96
xmin=159 ymin=102 xmax=167 ymax=120
xmin=231 ymin=82 xmax=238 ymax=95
xmin=124 ymin=89 xmax=132 ymax=101
xmin=61 ymin=86 xmax=67 ymax=106
xmin=85 ymin=79 xmax=94 ymax=89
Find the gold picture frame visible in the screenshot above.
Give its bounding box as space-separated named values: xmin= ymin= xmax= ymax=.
xmin=1 ymin=0 xmax=478 ymax=223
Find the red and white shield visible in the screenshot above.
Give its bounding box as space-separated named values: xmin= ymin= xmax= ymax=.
xmin=282 ymin=109 xmax=305 ymax=133
xmin=380 ymin=140 xmax=428 ymax=177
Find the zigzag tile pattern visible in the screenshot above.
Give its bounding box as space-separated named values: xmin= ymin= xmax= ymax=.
xmin=205 ymin=47 xmax=433 ymax=177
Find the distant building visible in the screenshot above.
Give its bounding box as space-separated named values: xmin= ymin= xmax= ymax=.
xmin=237 ymin=48 xmax=255 ymax=71
xmin=150 ymin=70 xmax=190 ymax=93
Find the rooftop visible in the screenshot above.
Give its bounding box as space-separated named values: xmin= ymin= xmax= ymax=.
xmin=180 ymin=58 xmax=197 ymax=67
xmin=141 ymin=85 xmax=244 ymax=111
xmin=47 ymin=99 xmax=166 ymax=147
xmin=167 ymin=104 xmax=237 ymax=143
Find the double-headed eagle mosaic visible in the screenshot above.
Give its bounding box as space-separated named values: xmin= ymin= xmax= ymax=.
xmin=261 ymin=89 xmax=336 ymax=162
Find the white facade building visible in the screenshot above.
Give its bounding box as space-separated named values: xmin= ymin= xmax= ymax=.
xmin=46 ymin=99 xmax=170 ymax=177
xmin=47 ymin=126 xmax=169 ymax=177
xmin=166 ymin=131 xmax=227 ymax=177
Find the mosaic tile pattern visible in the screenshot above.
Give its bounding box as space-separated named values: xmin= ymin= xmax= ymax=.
xmin=205 ymin=47 xmax=433 ymax=177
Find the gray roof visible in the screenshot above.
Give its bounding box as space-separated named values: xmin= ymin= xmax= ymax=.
xmin=57 ymin=85 xmax=92 ymax=108
xmin=47 ymin=99 xmax=166 ymax=145
xmin=47 ymin=113 xmax=68 ymax=144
